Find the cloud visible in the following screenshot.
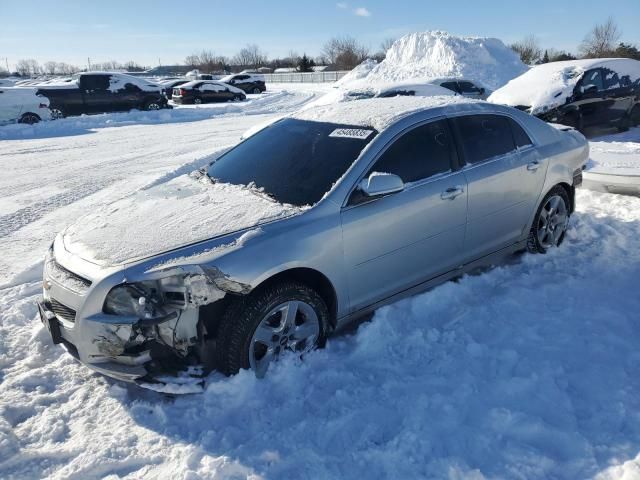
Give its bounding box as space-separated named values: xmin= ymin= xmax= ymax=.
xmin=336 ymin=2 xmax=348 ymax=8
xmin=353 ymin=7 xmax=371 ymax=17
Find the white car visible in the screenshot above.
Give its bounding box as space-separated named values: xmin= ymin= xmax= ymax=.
xmin=0 ymin=87 xmax=51 ymax=125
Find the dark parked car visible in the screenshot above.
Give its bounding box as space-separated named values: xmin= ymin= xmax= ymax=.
xmin=35 ymin=72 xmax=169 ymax=118
xmin=489 ymin=58 xmax=640 ymax=132
xmin=172 ymin=81 xmax=246 ymax=104
xmin=159 ymin=79 xmax=190 ymax=99
xmin=428 ymin=78 xmax=490 ymax=99
xmin=220 ymin=73 xmax=266 ymax=94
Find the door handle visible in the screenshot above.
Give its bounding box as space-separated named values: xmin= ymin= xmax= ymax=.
xmin=527 ymin=161 xmax=541 ymax=171
xmin=440 ymin=186 xmax=464 ymax=200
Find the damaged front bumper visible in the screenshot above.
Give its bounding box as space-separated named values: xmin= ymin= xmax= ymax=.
xmin=38 ymin=259 xmax=251 ymax=390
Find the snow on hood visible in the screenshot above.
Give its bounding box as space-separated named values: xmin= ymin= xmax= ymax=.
xmin=62 ymin=175 xmax=303 ymax=266
xmin=489 ymin=58 xmax=640 ymax=115
xmin=293 ymin=95 xmax=475 ymax=131
xmin=347 ymin=31 xmax=527 ymax=91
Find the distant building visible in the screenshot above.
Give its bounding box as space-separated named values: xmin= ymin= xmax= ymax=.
xmin=273 ymin=67 xmax=298 ymax=73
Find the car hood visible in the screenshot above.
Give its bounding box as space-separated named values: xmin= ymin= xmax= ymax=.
xmin=62 ymin=174 xmax=303 ymax=267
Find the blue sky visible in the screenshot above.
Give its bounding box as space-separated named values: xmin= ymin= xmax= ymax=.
xmin=1 ymin=0 xmax=639 ymax=69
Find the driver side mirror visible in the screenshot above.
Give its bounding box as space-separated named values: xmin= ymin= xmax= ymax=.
xmin=479 ymin=87 xmax=486 ymax=95
xmin=358 ymin=172 xmax=404 ymax=197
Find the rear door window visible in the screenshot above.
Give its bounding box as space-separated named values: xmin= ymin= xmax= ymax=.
xmin=82 ymin=75 xmax=110 ymax=91
xmin=582 ymin=69 xmax=604 ymax=91
xmin=452 ymin=114 xmax=517 ymax=164
xmin=369 ymin=119 xmax=455 ymax=183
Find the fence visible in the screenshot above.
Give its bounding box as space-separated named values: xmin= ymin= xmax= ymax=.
xmin=261 ymin=71 xmax=350 ymax=83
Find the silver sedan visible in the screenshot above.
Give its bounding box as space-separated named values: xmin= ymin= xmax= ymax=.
xmin=38 ymin=96 xmax=589 ymax=387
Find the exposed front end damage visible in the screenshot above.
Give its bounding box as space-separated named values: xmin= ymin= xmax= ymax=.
xmin=39 ymin=261 xmax=251 ymax=392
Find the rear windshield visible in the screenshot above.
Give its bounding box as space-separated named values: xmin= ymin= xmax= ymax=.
xmin=207 ymin=118 xmax=377 ymax=206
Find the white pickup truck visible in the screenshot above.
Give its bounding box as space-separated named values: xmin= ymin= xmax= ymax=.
xmin=0 ymin=87 xmax=52 ymax=125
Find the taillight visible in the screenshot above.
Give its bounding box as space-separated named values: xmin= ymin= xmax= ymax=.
xmin=179 ymin=88 xmax=186 ymax=96
xmin=39 ymin=103 xmax=48 ymax=108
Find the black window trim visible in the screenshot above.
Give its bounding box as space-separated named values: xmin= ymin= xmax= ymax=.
xmin=342 ymin=115 xmax=461 ymax=209
xmin=448 ymin=112 xmax=536 ymax=170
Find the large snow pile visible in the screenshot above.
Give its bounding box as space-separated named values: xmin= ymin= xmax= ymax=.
xmin=334 ymin=58 xmax=378 ymax=87
xmin=352 ymin=31 xmax=527 ymax=91
xmin=489 ymin=58 xmax=640 ymax=115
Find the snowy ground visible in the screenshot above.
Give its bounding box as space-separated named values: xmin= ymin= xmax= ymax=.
xmin=1 ymin=84 xmax=640 ymax=480
xmin=587 ymin=127 xmax=640 ymax=176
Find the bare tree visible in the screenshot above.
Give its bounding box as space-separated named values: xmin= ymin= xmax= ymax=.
xmin=580 ymin=17 xmax=621 ymax=58
xmin=15 ymin=59 xmax=40 ymax=77
xmin=43 ymin=61 xmax=58 ymax=75
xmin=322 ymin=36 xmax=369 ymax=69
xmin=373 ymin=37 xmax=396 ymax=62
xmin=511 ymin=35 xmax=542 ymax=65
xmin=233 ymin=44 xmax=267 ymax=70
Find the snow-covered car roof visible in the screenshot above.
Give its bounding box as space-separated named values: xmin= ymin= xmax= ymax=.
xmin=488 ymin=58 xmax=640 ymax=114
xmin=178 ymin=80 xmax=245 ymax=94
xmin=292 ymin=95 xmax=475 ymax=131
xmin=220 ymin=73 xmax=265 ymax=82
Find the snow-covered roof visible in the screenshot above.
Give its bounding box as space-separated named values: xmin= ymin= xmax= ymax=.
xmin=488 ymin=58 xmax=640 ymax=115
xmin=340 ymin=31 xmax=527 ymax=91
xmin=292 ymin=95 xmax=475 ymax=131
xmin=178 ymin=80 xmax=245 ymax=94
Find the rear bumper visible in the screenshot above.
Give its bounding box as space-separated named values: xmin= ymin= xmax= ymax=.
xmin=582 ymin=170 xmax=640 ymax=196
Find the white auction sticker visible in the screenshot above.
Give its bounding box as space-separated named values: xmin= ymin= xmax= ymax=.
xmin=329 ymin=128 xmax=374 ymax=140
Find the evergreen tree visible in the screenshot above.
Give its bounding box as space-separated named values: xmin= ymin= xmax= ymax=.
xmin=614 ymin=43 xmax=640 ymax=60
xmin=542 ymin=50 xmax=549 ymax=63
xmin=298 ymin=54 xmax=313 ymax=73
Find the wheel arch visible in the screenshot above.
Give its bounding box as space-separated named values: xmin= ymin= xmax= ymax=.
xmin=250 ymin=267 xmax=338 ymax=329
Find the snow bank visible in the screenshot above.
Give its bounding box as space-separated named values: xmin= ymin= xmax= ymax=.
xmin=2 ymin=188 xmax=640 ymax=479
xmin=352 ymin=31 xmax=527 ymax=91
xmin=334 ymin=58 xmax=378 ymax=87
xmin=63 ymin=175 xmax=302 ymax=266
xmin=586 ymin=127 xmax=640 ymax=176
xmin=489 ymin=58 xmax=640 ymax=115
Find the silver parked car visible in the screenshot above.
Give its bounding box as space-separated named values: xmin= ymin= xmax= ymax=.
xmin=38 ymin=96 xmax=588 ymax=387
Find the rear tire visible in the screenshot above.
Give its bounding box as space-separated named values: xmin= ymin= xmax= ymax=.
xmin=215 ymin=281 xmax=330 ymax=377
xmin=563 ymin=111 xmax=583 ymax=132
xmin=18 ymin=112 xmax=40 ymax=125
xmin=252 ymin=87 xmax=261 ymax=94
xmin=527 ymin=186 xmax=570 ymax=254
xmin=630 ymin=105 xmax=640 ymax=127
xmin=50 ymin=108 xmax=65 ymax=120
xmin=144 ymin=100 xmax=161 ymax=111
xmin=193 ymin=97 xmax=202 ymax=105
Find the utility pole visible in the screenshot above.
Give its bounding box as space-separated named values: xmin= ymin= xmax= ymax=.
xmin=87 ymin=57 xmax=91 ymax=70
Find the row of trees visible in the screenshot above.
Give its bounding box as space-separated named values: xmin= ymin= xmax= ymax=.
xmin=5 ymin=58 xmax=146 ymax=77
xmin=511 ymin=17 xmax=640 ymax=65
xmin=183 ymin=36 xmax=395 ymax=74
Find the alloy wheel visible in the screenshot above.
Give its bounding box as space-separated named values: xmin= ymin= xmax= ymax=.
xmin=249 ymin=300 xmax=320 ymax=377
xmin=536 ymin=195 xmax=568 ymax=249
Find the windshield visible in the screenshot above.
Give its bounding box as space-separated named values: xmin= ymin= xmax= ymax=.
xmin=207 ymin=118 xmax=377 ymax=206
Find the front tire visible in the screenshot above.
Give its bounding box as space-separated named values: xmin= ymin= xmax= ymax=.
xmin=215 ymin=281 xmax=330 ymax=377
xmin=629 ymin=105 xmax=640 ymax=127
xmin=527 ymin=186 xmax=570 ymax=254
xmin=252 ymin=87 xmax=261 ymax=94
xmin=18 ymin=112 xmax=40 ymax=125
